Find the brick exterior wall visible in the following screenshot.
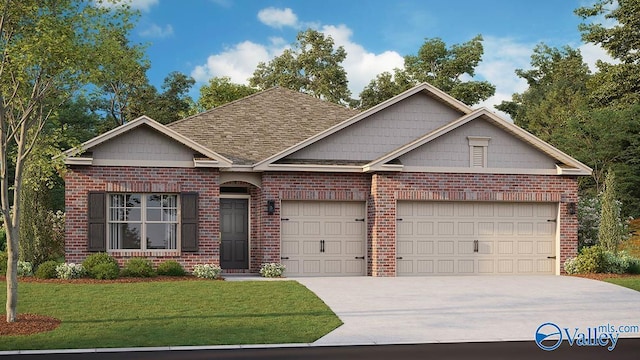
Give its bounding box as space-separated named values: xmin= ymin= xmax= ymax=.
xmin=65 ymin=166 xmax=220 ymax=271
xmin=65 ymin=167 xmax=579 ymax=277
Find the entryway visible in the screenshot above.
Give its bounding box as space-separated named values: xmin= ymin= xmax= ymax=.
xmin=220 ymin=198 xmax=248 ymax=269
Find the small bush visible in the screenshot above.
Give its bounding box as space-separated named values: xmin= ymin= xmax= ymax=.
xmin=83 ymin=252 xmax=119 ymax=279
xmin=602 ymin=250 xmax=630 ymax=274
xmin=122 ymin=258 xmax=156 ymax=277
xmin=17 ymin=260 xmax=33 ymax=276
xmin=564 ymin=245 xmax=604 ymax=274
xmin=0 ymin=252 xmax=7 ymax=275
xmin=259 ymin=263 xmax=286 ymax=278
xmin=35 ymin=260 xmax=59 ymax=279
xmin=157 ymin=260 xmax=186 ymax=276
xmin=192 ymin=264 xmax=222 ymax=279
xmin=56 ymin=263 xmax=86 ymax=280
xmin=91 ymin=262 xmax=120 ymax=280
xmin=628 ymin=258 xmax=640 ymax=274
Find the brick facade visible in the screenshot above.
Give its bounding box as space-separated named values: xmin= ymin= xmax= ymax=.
xmin=65 ymin=166 xmax=220 ymax=271
xmin=65 ymin=167 xmax=579 ymax=276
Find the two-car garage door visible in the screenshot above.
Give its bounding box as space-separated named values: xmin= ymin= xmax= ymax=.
xmin=280 ymin=201 xmax=366 ymax=276
xmin=396 ymin=201 xmax=557 ymax=275
xmin=279 ymin=200 xmax=558 ymax=276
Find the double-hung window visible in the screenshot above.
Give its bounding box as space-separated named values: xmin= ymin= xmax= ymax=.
xmin=108 ymin=194 xmax=178 ymax=251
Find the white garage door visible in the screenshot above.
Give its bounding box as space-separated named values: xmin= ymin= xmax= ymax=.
xmin=281 ymin=201 xmax=366 ymax=276
xmin=396 ymin=201 xmax=557 ymax=276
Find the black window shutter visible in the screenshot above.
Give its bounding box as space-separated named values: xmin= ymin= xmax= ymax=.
xmin=88 ymin=192 xmax=106 ymax=252
xmin=181 ymin=192 xmax=199 ymax=252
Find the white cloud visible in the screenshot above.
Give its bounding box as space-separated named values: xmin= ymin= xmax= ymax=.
xmin=94 ymin=0 xmax=159 ymax=12
xmin=319 ymin=24 xmax=404 ymax=97
xmin=139 ymin=23 xmax=174 ymax=38
xmin=578 ymin=43 xmax=618 ymax=72
xmin=191 ymin=39 xmax=288 ymax=84
xmin=258 ymin=7 xmax=298 ymax=28
xmin=192 ymin=7 xmax=404 ymax=98
xmin=474 ymin=36 xmax=536 ymax=117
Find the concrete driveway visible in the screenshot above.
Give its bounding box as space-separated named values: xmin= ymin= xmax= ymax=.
xmin=296 ymin=276 xmax=640 ymax=346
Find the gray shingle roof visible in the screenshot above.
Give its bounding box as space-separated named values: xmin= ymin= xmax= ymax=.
xmin=167 ymin=87 xmax=360 ymax=165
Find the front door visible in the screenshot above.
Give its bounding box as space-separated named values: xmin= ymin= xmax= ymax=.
xmin=220 ymin=198 xmax=249 ymax=269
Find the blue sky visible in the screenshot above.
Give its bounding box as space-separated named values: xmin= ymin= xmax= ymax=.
xmin=113 ymin=0 xmax=613 ymax=111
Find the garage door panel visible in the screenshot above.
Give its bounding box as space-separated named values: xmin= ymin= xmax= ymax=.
xmin=438 ymin=241 xmax=455 ymax=254
xmin=458 ymin=260 xmax=474 ymax=273
xmin=417 ymin=222 xmax=434 ymax=235
xmin=458 ymin=222 xmax=474 ymax=235
xmin=478 ymin=259 xmax=494 ymax=273
xmin=497 ymin=259 xmax=513 ymax=273
xmin=281 ymin=201 xmax=366 ymax=277
xmin=397 ymin=201 xmax=557 ymax=276
xmin=438 ymin=222 xmax=454 ymax=235
xmin=417 ymin=241 xmax=433 ymax=254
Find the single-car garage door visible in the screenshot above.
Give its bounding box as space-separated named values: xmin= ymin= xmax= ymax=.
xmin=396 ymin=201 xmax=557 ymax=276
xmin=281 ymin=201 xmax=366 ymax=276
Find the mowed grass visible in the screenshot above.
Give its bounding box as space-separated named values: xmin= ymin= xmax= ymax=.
xmin=0 ymin=280 xmax=342 ymax=350
xmin=605 ymin=277 xmax=640 ymax=292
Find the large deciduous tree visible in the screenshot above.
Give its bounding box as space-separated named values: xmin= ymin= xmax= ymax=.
xmin=576 ymin=0 xmax=640 ymax=107
xmin=198 ymin=77 xmax=257 ymax=111
xmin=359 ymin=35 xmax=495 ymax=109
xmin=0 ymin=0 xmax=137 ymax=322
xmin=250 ymin=29 xmax=352 ymax=105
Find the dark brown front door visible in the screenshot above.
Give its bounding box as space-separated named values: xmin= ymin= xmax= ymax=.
xmin=220 ymin=198 xmax=249 ymax=269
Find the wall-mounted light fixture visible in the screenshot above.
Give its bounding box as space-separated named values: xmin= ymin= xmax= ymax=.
xmin=267 ymin=200 xmax=275 ymax=215
xmin=567 ymin=202 xmax=577 ymax=215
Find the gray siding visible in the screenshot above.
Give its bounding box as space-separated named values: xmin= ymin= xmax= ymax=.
xmin=286 ymin=93 xmax=463 ymax=161
xmin=399 ymin=118 xmax=557 ymax=169
xmin=92 ymin=126 xmax=194 ymax=165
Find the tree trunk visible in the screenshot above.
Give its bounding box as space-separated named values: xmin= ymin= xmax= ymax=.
xmin=5 ymin=225 xmax=17 ymax=322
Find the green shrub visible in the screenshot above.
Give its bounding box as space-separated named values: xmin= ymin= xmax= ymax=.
xmin=0 ymin=252 xmax=7 ymax=275
xmin=83 ymin=252 xmax=119 ymax=279
xmin=564 ymin=245 xmax=604 ymax=274
xmin=157 ymin=260 xmax=186 ymax=276
xmin=91 ymin=262 xmax=120 ymax=280
xmin=628 ymin=258 xmax=640 ymax=274
xmin=0 ymin=227 xmax=5 ymax=252
xmin=35 ymin=260 xmax=59 ymax=279
xmin=602 ymin=250 xmax=630 ymax=274
xmin=122 ymin=258 xmax=156 ymax=277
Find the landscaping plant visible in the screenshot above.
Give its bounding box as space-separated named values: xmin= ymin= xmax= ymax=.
xmin=156 ymin=260 xmax=186 ymax=276
xmin=83 ymin=253 xmax=120 ymax=279
xmin=35 ymin=260 xmax=60 ymax=279
xmin=55 ymin=263 xmax=86 ymax=280
xmin=122 ymin=258 xmax=156 ymax=277
xmin=259 ymin=263 xmax=286 ymax=278
xmin=192 ymin=264 xmax=222 ymax=279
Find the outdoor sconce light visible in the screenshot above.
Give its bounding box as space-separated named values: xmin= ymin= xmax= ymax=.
xmin=267 ymin=200 xmax=275 ymax=215
xmin=568 ymin=202 xmax=577 ymax=215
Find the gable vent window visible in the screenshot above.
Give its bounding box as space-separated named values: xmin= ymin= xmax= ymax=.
xmin=467 ymin=136 xmax=491 ymax=168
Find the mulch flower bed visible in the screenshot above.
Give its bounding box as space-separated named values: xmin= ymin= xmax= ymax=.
xmin=0 ymin=314 xmax=61 ymax=336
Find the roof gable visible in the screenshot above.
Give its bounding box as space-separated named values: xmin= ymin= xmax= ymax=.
xmin=63 ymin=116 xmax=232 ymax=168
xmin=254 ymin=83 xmax=471 ymax=170
xmin=364 ymin=108 xmax=592 ymax=175
xmin=167 ymin=87 xmax=360 ymax=165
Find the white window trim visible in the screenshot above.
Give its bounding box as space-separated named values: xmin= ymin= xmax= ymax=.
xmin=107 ymin=193 xmax=181 ymax=253
xmin=468 ymin=136 xmax=491 ymax=168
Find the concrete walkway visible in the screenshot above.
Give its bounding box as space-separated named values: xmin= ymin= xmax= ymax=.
xmin=296 ymin=276 xmax=640 ymax=345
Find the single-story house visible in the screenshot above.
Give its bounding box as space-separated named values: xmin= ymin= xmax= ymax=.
xmin=63 ymin=83 xmax=591 ymax=276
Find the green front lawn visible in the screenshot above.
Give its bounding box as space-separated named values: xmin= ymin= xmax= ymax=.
xmin=604 ymin=277 xmax=640 ymax=292
xmin=0 ymin=280 xmax=342 ymax=350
